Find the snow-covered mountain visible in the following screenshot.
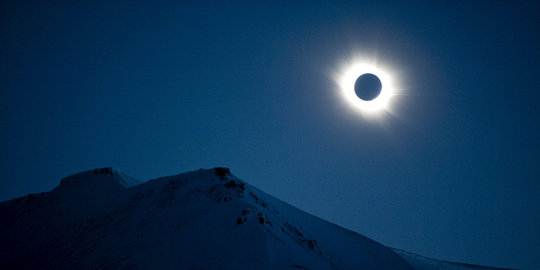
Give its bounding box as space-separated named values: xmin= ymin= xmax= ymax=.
xmin=0 ymin=167 xmax=512 ymax=270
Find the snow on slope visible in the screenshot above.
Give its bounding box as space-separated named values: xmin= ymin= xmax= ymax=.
xmin=392 ymin=249 xmax=517 ymax=270
xmin=0 ymin=167 xmax=513 ymax=270
xmin=54 ymin=167 xmax=143 ymax=196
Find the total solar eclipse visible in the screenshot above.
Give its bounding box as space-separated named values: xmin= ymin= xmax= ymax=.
xmin=354 ymin=73 xmax=382 ymax=101
xmin=337 ymin=62 xmax=395 ymax=114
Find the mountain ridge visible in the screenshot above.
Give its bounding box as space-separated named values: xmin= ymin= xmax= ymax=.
xmin=0 ymin=167 xmax=513 ymax=270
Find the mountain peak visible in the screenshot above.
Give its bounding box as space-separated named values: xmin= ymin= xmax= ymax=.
xmin=60 ymin=167 xmax=130 ymax=184
xmin=0 ymin=167 xmax=512 ymax=270
xmin=52 ymin=167 xmax=143 ymax=199
xmin=213 ymin=166 xmax=231 ymax=177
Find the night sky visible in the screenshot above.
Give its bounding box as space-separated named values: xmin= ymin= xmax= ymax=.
xmin=1 ymin=1 xmax=539 ymax=269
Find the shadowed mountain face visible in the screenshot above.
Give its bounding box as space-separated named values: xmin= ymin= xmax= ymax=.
xmin=0 ymin=168 xmax=511 ymax=270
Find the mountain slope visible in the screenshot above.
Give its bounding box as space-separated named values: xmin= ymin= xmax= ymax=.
xmin=392 ymin=249 xmax=517 ymax=270
xmin=0 ymin=167 xmax=512 ymax=270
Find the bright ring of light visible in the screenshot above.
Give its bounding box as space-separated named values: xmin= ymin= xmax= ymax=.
xmin=339 ymin=63 xmax=394 ymax=113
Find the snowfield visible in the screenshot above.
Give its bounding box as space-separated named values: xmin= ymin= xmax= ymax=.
xmin=0 ymin=167 xmax=513 ymax=270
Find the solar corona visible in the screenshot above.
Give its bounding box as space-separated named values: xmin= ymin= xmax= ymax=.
xmin=337 ymin=62 xmax=395 ymax=115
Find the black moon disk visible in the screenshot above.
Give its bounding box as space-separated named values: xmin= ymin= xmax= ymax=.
xmin=354 ymin=73 xmax=382 ymax=101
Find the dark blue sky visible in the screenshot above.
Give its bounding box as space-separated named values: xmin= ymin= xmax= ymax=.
xmin=1 ymin=1 xmax=539 ymax=269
